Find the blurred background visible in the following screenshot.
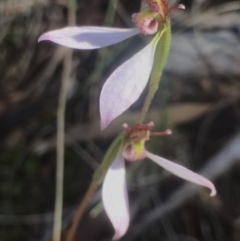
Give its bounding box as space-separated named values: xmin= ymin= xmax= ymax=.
xmin=1 ymin=0 xmax=240 ymax=240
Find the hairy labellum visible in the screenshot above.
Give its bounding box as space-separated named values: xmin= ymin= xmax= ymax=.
xmin=132 ymin=10 xmax=158 ymax=35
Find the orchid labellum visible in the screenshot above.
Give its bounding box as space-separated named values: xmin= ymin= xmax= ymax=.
xmin=38 ymin=0 xmax=184 ymax=130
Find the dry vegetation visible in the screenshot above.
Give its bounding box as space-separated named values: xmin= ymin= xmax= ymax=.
xmin=0 ymin=0 xmax=240 ymax=240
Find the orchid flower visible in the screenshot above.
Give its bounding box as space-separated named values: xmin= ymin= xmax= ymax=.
xmin=102 ymin=122 xmax=216 ymax=240
xmin=38 ymin=0 xmax=185 ymax=130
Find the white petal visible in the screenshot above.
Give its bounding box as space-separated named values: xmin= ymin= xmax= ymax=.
xmin=100 ymin=40 xmax=157 ymax=130
xmin=102 ymin=153 xmax=130 ymax=239
xmin=38 ymin=27 xmax=140 ymax=49
xmin=146 ymin=151 xmax=216 ymax=196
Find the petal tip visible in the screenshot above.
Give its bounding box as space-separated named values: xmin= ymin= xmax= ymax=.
xmin=38 ymin=36 xmax=43 ymax=43
xmin=100 ymin=121 xmax=108 ymax=131
xmin=112 ymin=231 xmax=122 ymax=240
xmin=38 ymin=33 xmax=48 ymax=43
xmin=112 ymin=218 xmax=130 ymax=240
xmin=166 ymin=129 xmax=172 ymax=135
xmin=100 ymin=111 xmax=112 ymax=130
xmin=178 ymin=4 xmax=186 ymax=10
xmin=206 ymin=180 xmax=217 ymax=197
xmin=210 ymin=186 xmax=217 ymax=197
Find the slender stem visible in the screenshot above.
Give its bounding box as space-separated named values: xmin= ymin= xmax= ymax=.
xmin=65 ymin=181 xmax=98 ymax=241
xmin=104 ymin=0 xmax=118 ymax=25
xmin=137 ymin=77 xmax=162 ymax=124
xmin=53 ymin=1 xmax=76 ymax=241
xmin=53 ymin=49 xmax=72 ymax=241
xmin=65 ymin=159 xmax=112 ymax=241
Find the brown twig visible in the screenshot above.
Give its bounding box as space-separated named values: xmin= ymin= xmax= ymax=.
xmin=65 ymin=181 xmax=98 ymax=241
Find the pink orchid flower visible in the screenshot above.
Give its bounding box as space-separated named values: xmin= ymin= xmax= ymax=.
xmin=102 ymin=122 xmax=216 ymax=239
xmin=38 ymin=0 xmax=184 ymax=130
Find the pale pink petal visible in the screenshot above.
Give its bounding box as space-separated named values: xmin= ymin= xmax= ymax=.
xmin=146 ymin=151 xmax=216 ymax=196
xmin=100 ymin=41 xmax=157 ymax=130
xmin=38 ymin=27 xmax=140 ymax=49
xmin=102 ymin=153 xmax=130 ymax=240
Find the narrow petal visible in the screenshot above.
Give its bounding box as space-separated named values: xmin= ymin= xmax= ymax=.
xmin=146 ymin=151 xmax=216 ymax=196
xmin=100 ymin=40 xmax=157 ymax=130
xmin=102 ymin=153 xmax=130 ymax=240
xmin=38 ymin=27 xmax=140 ymax=49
